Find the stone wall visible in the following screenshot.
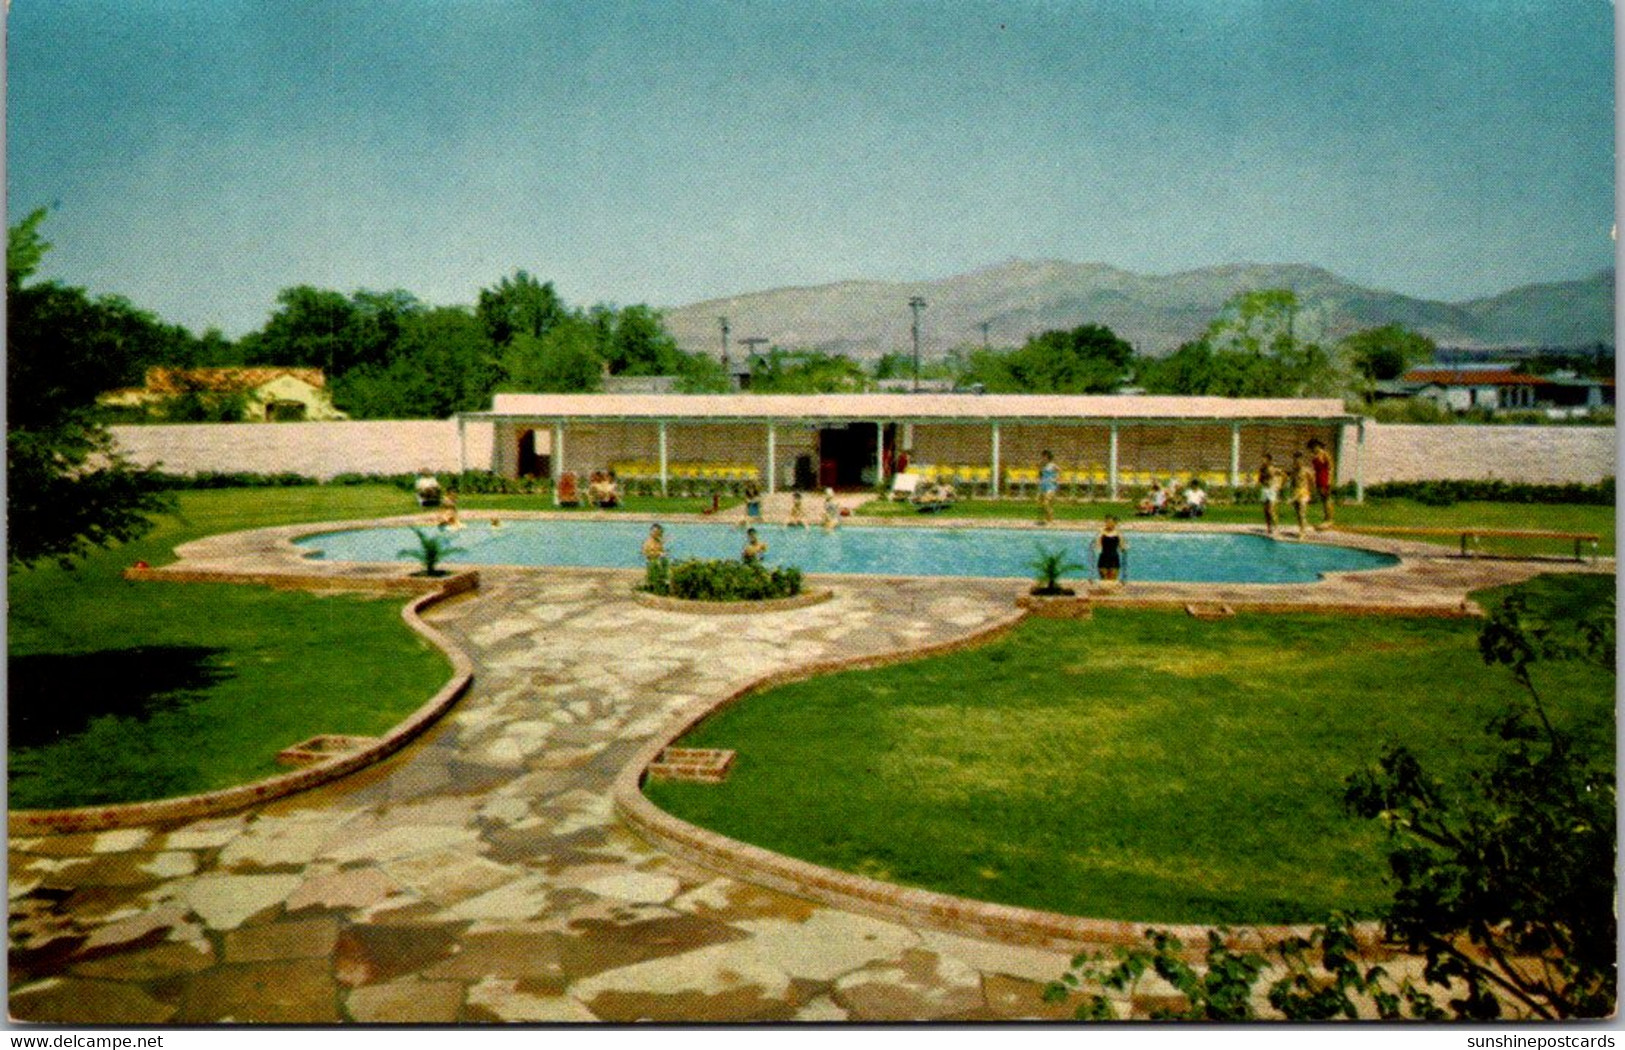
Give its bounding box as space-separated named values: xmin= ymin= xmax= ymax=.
xmin=109 ymin=419 xmax=1615 ymax=487
xmin=1354 ymin=424 xmax=1615 ymax=485
xmin=110 ymin=421 xmax=497 ymax=480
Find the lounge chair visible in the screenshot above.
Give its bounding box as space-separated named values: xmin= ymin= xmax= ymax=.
xmin=912 ymin=483 xmax=957 ymax=513
xmin=890 ymin=472 xmax=922 ymax=501
xmin=555 ymin=471 xmax=581 ymax=507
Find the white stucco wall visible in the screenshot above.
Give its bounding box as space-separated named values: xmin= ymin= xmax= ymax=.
xmin=1353 ymin=424 xmax=1616 ymax=485
xmin=109 ymin=419 xmax=1615 ymax=487
xmin=110 ymin=421 xmax=497 ymax=479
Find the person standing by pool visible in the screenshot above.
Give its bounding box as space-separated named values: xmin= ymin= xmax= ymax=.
xmin=742 ymin=527 xmax=768 ymax=565
xmin=786 ymin=491 xmax=807 ymax=527
xmin=821 ymin=488 xmax=840 ymax=531
xmin=1309 ymin=438 xmax=1335 ymax=527
xmin=742 ymin=480 xmax=763 ymax=528
xmin=1290 ymin=451 xmax=1315 ymax=538
xmin=1037 ymin=450 xmax=1060 ymax=525
xmin=1094 ymin=515 xmax=1126 ymax=585
xmin=1257 ymin=454 xmax=1282 ymax=535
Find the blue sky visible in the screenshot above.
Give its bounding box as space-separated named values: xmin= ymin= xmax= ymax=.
xmin=8 ymin=0 xmax=1616 ymax=336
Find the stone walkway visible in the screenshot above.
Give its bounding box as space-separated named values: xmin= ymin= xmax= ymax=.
xmin=12 ymin=570 xmax=1097 ymax=1023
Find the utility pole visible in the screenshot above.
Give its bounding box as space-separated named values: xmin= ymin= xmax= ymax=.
xmin=718 ymin=316 xmax=731 ymax=376
xmin=908 ymin=297 xmax=927 ymax=392
xmin=979 ymin=321 xmax=991 ymax=350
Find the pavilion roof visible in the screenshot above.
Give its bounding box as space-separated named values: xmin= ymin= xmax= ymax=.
xmin=471 ymin=393 xmax=1356 ymax=423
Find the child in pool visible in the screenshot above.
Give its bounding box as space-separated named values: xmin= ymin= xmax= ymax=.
xmin=821 ymin=488 xmax=840 ymax=530
xmin=642 ymin=523 xmax=666 ymax=562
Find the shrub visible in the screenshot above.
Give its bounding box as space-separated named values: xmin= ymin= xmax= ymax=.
xmin=1029 ymin=545 xmax=1085 ymax=595
xmin=652 ymin=558 xmax=803 ymax=601
xmin=1364 ymin=478 xmax=1614 ymax=507
xmin=398 ymin=527 xmax=464 ymax=576
xmin=643 ymin=557 xmax=670 ymax=596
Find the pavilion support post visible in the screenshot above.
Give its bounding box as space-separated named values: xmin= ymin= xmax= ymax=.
xmin=1108 ymin=424 xmax=1120 ymax=502
xmin=875 ymin=422 xmax=885 ymax=487
xmin=990 ymin=422 xmax=1001 ymax=498
xmin=552 ymin=422 xmax=564 ymax=483
xmin=1229 ymin=422 xmax=1241 ymax=492
xmin=1354 ymin=420 xmax=1366 ymax=503
xmin=658 ymin=421 xmax=669 ymax=496
xmin=457 ymin=416 xmax=468 ymax=475
xmin=766 ymin=423 xmax=777 ymax=494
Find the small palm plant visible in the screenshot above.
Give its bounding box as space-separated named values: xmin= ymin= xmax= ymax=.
xmin=1030 ymin=544 xmax=1086 ymax=596
xmin=400 ymin=527 xmax=464 ymax=577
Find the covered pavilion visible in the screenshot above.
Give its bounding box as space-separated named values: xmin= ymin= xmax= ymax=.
xmin=457 ymin=393 xmax=1367 ymax=500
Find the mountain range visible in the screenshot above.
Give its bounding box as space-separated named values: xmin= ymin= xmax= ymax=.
xmin=661 ymin=261 xmax=1615 ymax=361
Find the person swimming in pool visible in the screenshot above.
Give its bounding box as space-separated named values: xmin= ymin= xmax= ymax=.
xmin=642 ymin=523 xmax=666 ymax=563
xmin=742 ymin=527 xmax=768 ymax=565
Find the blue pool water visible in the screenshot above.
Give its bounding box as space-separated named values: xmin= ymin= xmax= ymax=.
xmin=296 ymin=520 xmax=1397 ymax=584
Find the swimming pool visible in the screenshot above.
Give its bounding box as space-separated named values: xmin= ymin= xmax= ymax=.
xmin=296 ymin=520 xmax=1398 ymax=584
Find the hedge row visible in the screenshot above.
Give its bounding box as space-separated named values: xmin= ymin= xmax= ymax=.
xmin=1362 ymin=478 xmax=1615 ymax=507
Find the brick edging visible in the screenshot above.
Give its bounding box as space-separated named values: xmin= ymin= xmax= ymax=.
xmin=613 ymin=604 xmax=1386 ymax=957
xmin=9 ymin=576 xmax=479 ymax=835
xmin=631 ymin=589 xmax=835 ymax=615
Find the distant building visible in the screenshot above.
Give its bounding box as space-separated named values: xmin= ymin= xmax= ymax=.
xmin=99 ymin=367 xmax=347 ymax=422
xmin=1392 ymin=365 xmax=1613 ymax=417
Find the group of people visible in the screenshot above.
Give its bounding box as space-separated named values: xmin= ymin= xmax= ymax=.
xmin=742 ymin=487 xmax=844 ymax=531
xmin=642 ymin=521 xmax=771 ymax=569
xmin=1256 ymin=438 xmax=1335 ymax=537
xmin=1037 ymin=439 xmax=1334 ymax=538
xmin=1133 ymin=478 xmax=1208 ymax=519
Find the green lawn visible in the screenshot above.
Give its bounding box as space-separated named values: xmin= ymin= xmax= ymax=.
xmin=857 ymin=496 xmax=1615 ymax=557
xmin=8 ymin=486 xmax=452 ymax=809
xmin=646 ymin=573 xmax=1615 ymax=926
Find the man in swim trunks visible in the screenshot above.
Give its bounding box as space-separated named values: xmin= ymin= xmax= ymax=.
xmin=1309 ymin=438 xmax=1335 ymax=526
xmin=1257 ymin=454 xmax=1281 ymax=536
xmin=742 ymin=527 xmax=768 ymax=565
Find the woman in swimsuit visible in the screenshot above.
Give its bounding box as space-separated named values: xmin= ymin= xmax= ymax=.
xmin=1094 ymin=515 xmax=1126 ymax=584
xmin=1290 ymin=451 xmax=1314 ymax=538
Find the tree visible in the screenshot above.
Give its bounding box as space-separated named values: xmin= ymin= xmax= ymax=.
xmin=476 ymin=270 xmax=567 ymax=347
xmin=240 ymin=285 xmax=363 ymax=375
xmin=1136 ymin=290 xmax=1343 ymax=398
xmin=604 ymin=303 xmax=683 ymax=376
xmin=498 ymin=320 xmax=603 ymax=392
xmin=955 ymin=324 xmax=1134 ymax=393
xmin=1340 ymin=325 xmax=1435 ymax=398
xmin=333 ymin=306 xmax=500 ymax=418
xmin=747 ymin=348 xmax=871 ymax=393
xmin=7 ymin=210 xmax=173 ymax=568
